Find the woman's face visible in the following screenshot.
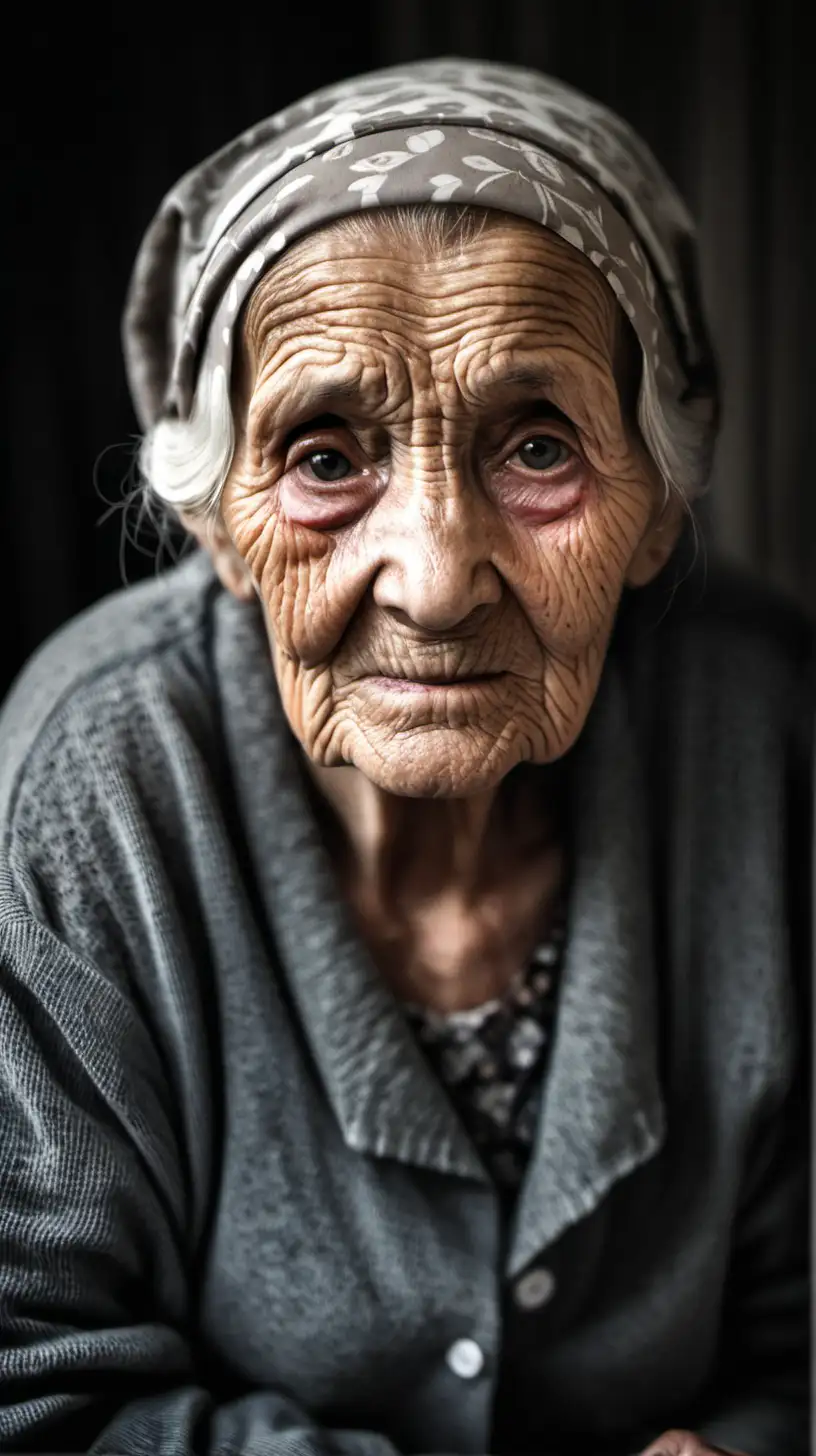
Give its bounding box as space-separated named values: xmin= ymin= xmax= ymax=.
xmin=217 ymin=214 xmax=680 ymax=797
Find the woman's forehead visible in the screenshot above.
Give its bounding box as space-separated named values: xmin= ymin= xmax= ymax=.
xmin=242 ymin=214 xmax=620 ymax=391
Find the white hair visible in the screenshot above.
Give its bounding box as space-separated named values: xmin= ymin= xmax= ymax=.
xmin=138 ymin=204 xmax=696 ymax=521
xmin=138 ymin=362 xmax=235 ymax=520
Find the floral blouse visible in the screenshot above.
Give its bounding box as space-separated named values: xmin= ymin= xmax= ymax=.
xmin=402 ymin=916 xmax=566 ymax=1195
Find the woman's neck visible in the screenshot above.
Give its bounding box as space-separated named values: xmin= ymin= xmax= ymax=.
xmin=303 ymin=758 xmax=565 ymax=1011
xmin=305 ymin=760 xmax=504 ymax=904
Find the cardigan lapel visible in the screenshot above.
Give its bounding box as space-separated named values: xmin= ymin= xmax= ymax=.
xmin=213 ymin=588 xmax=487 ymax=1182
xmin=507 ymin=661 xmax=666 ymax=1275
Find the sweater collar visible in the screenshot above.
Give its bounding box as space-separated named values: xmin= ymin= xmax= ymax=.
xmin=506 ymin=659 xmax=665 ymax=1273
xmin=214 ymin=586 xmax=665 ymax=1259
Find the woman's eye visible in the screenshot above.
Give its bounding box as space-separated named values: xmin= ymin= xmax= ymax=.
xmin=514 ymin=435 xmax=570 ymax=471
xmin=303 ymin=449 xmax=353 ymax=482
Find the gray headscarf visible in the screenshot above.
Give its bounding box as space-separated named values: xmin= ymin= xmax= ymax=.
xmin=123 ymin=57 xmax=718 ymax=498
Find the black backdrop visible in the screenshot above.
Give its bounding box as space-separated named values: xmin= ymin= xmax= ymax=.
xmin=4 ymin=0 xmax=814 ymax=700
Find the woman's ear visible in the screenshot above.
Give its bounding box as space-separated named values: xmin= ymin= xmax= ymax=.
xmin=180 ymin=511 xmax=257 ymax=603
xmin=625 ymin=489 xmax=686 ymax=588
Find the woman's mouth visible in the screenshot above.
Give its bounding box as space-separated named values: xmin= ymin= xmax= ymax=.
xmin=360 ymin=672 xmax=506 ymax=694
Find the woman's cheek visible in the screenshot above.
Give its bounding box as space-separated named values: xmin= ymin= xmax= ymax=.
xmin=257 ymin=474 xmax=383 ymax=662
xmin=256 ymin=517 xmax=377 ymax=668
xmin=583 ymin=477 xmax=656 ymax=594
xmin=229 ymin=495 xmax=330 ymax=656
xmin=506 ymin=519 xmax=619 ymax=656
xmin=495 ymin=464 xmax=637 ymax=646
xmin=222 ymin=469 xmax=340 ymax=657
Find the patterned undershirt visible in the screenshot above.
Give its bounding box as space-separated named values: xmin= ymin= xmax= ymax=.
xmin=402 ymin=915 xmax=566 ymax=1193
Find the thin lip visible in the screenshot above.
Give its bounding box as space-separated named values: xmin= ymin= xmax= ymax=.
xmin=362 ymin=671 xmax=505 ymax=686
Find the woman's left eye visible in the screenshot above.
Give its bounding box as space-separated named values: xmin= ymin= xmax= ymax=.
xmin=513 ymin=435 xmax=570 ymax=471
xmin=303 ymin=449 xmax=354 ymax=482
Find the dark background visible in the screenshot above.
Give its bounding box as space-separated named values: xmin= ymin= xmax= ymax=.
xmin=4 ymin=0 xmax=814 ymax=700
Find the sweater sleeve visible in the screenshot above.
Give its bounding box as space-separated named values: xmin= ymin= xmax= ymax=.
xmin=680 ymin=677 xmax=812 ymax=1456
xmin=0 ymin=881 xmax=402 ymax=1456
xmin=691 ymin=1079 xmax=811 ymax=1456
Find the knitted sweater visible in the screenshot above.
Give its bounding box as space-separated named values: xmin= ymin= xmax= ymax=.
xmin=0 ymin=549 xmax=810 ymax=1456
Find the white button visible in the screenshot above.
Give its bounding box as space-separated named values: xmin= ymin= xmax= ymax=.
xmin=446 ymin=1337 xmax=485 ymax=1379
xmin=515 ymin=1267 xmax=556 ymax=1310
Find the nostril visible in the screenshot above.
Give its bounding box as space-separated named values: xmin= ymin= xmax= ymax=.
xmin=371 ymin=550 xmax=502 ymax=631
xmin=381 ymin=605 xmax=422 ymax=631
xmin=379 ymin=602 xmax=496 ymax=637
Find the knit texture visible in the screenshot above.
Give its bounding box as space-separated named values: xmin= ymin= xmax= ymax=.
xmin=0 ymin=547 xmax=810 ymax=1456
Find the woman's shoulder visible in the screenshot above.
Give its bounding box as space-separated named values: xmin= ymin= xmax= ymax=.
xmin=619 ymin=544 xmax=814 ymax=712
xmin=0 ymin=550 xmax=219 ymax=854
xmin=670 ymin=552 xmax=812 ymax=659
xmin=621 ymin=549 xmax=813 ymax=1077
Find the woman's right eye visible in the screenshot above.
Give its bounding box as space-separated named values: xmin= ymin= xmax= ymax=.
xmin=303 ymin=449 xmax=353 ymax=482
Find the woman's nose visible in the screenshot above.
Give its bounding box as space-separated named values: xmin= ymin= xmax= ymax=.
xmin=370 ymin=484 xmax=502 ymax=633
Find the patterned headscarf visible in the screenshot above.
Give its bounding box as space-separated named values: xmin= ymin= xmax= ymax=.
xmin=123 ymin=57 xmax=718 ymax=497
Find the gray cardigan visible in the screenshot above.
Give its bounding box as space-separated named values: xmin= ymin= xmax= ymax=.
xmin=0 ymin=549 xmax=810 ymax=1456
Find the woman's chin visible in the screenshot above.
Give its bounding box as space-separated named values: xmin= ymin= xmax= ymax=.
xmin=328 ymin=727 xmax=525 ymax=799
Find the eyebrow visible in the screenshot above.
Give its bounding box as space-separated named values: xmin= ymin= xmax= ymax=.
xmin=252 ymin=376 xmax=366 ymax=435
xmin=481 ymin=366 xmax=558 ymax=396
xmin=257 ymin=361 xmax=570 ymax=439
xmin=278 ymin=379 xmax=365 ymax=418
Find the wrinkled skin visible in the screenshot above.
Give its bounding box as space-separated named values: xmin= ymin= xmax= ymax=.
xmin=190 ymin=214 xmax=683 ymax=1012
xmin=216 ymin=216 xmax=679 ymax=796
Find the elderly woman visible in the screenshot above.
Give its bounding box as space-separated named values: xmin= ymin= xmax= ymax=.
xmin=0 ymin=58 xmax=810 ymax=1456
